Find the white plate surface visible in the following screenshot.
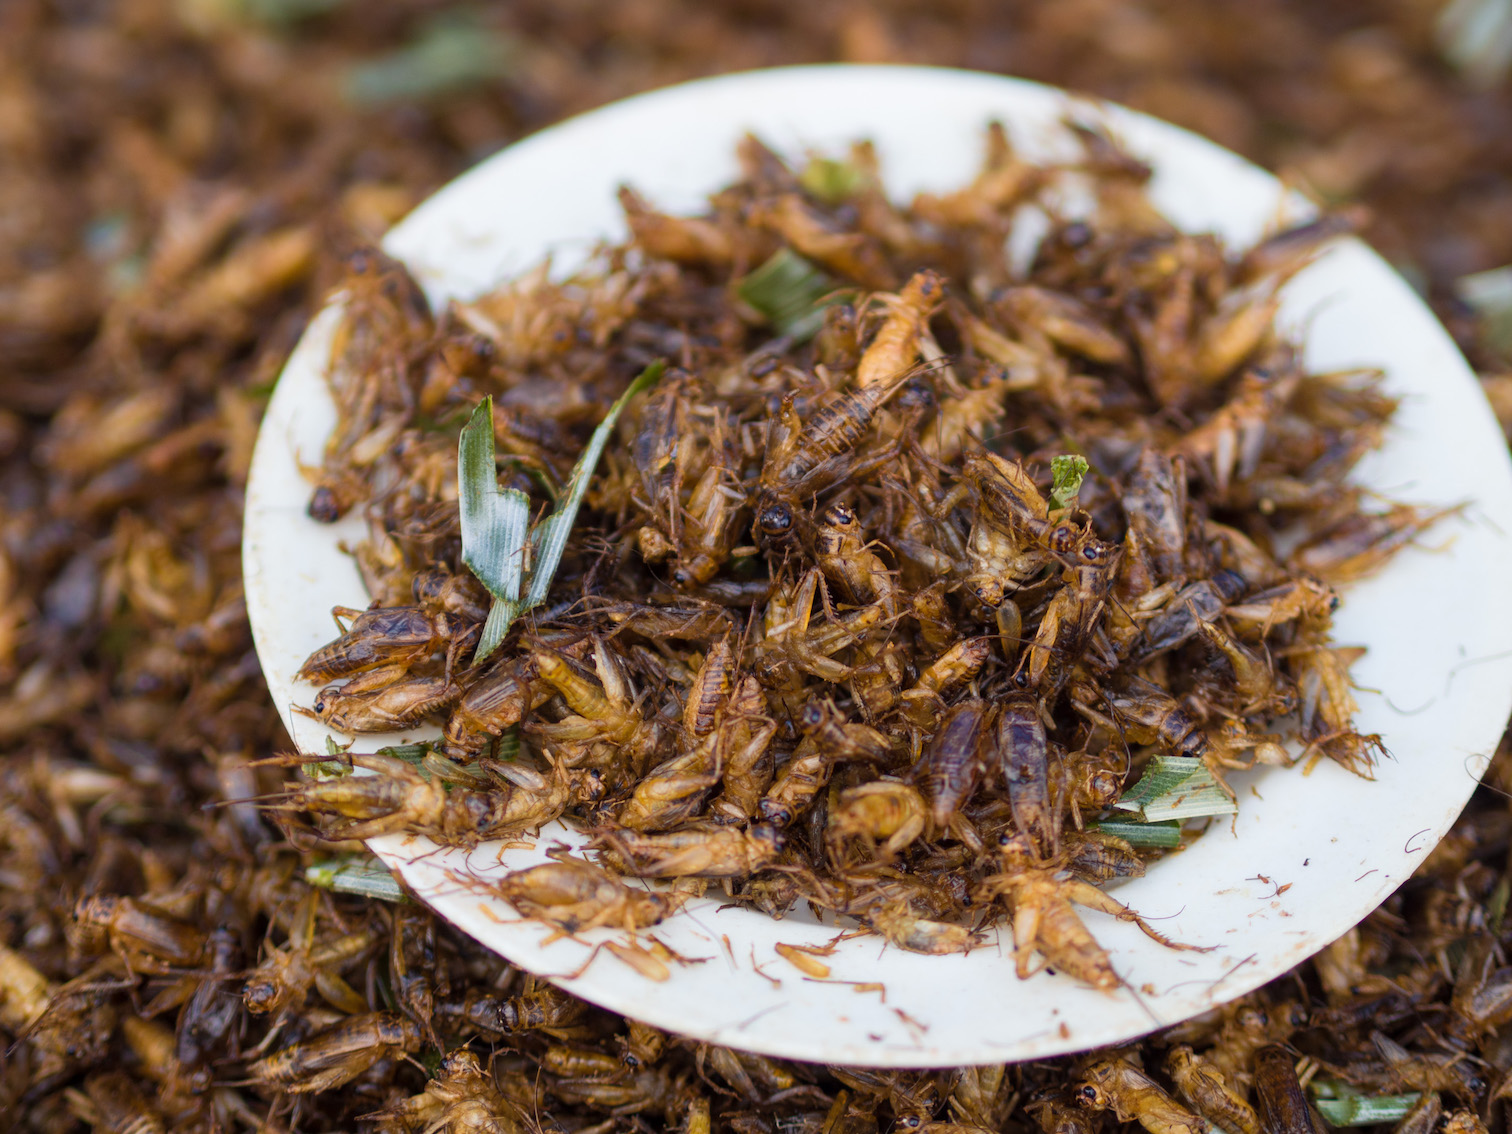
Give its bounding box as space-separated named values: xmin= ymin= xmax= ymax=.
xmin=243 ymin=65 xmax=1512 ymax=1066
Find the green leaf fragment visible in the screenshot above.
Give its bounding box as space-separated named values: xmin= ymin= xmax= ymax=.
xmin=474 ymin=598 xmax=519 ymax=663
xmin=463 ymin=360 xmax=666 ymax=664
xmin=342 ymin=15 xmax=513 ymax=107
xmin=1050 ymin=454 xmax=1090 ymax=509
xmin=1489 ymin=875 xmax=1510 ymax=936
xmin=303 ymin=739 xmax=350 ymax=779
xmin=1457 ymin=263 xmax=1512 ymax=357
xmin=1114 ymin=755 xmax=1237 ymax=822
xmin=1087 ymin=818 xmax=1183 ymax=848
xmin=494 ymin=726 xmax=521 ymax=762
xmin=1313 ymin=1091 xmax=1420 ymax=1127
xmin=799 ymin=157 xmax=865 ymax=204
xmin=737 ymin=249 xmax=838 ymax=342
xmin=376 ymin=742 xmax=432 ymax=762
xmin=459 ymin=396 xmax=531 ymax=605
xmin=1436 ymin=0 xmax=1512 ymax=88
xmin=305 ymin=856 xmax=408 ymax=903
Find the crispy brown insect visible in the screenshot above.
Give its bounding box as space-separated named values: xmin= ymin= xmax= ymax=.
xmin=296 ymin=604 xmax=464 ymax=685
xmin=992 ymin=695 xmax=1056 ymax=856
xmin=597 ymin=824 xmax=785 ymax=879
xmin=914 ymin=699 xmax=987 ymax=832
xmin=489 ymin=858 xmax=674 ymax=936
xmin=71 ymin=895 xmax=207 ymax=976
xmin=1252 ymin=1046 xmax=1321 ymax=1134
xmin=247 ymin=1011 xmax=422 ymax=1094
xmin=242 ymin=889 xmax=373 ymax=1017
xmin=1164 ymin=1045 xmax=1261 ymax=1134
xmin=1073 ymin=1058 xmax=1206 ymax=1134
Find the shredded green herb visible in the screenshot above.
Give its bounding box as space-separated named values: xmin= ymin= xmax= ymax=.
xmin=305 ymin=856 xmax=408 ymax=903
xmin=1050 ymin=454 xmax=1090 ymax=509
xmin=342 ymin=15 xmax=514 ymax=106
xmin=1311 ymin=1080 xmax=1421 ymax=1127
xmin=1087 ymin=818 xmax=1183 ymax=848
xmin=1114 ymin=755 xmax=1237 ymax=822
xmin=462 ymin=360 xmax=665 ymax=662
xmin=799 ymin=156 xmax=865 ymax=204
xmin=737 ymin=248 xmax=839 ymax=341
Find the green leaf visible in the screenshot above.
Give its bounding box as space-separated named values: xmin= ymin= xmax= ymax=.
xmin=1312 ymin=1087 xmax=1420 ymax=1127
xmin=342 ymin=15 xmax=514 ymax=107
xmin=305 ymin=856 xmax=408 ymax=903
xmin=1457 ymin=263 xmax=1512 ymax=358
xmin=737 ymin=249 xmax=838 ymax=342
xmin=303 ymin=736 xmax=351 ymax=779
xmin=1050 ymin=454 xmax=1090 ymax=509
xmin=1087 ymin=818 xmax=1183 ymax=848
xmin=474 ymin=598 xmax=520 ymax=663
xmin=494 ymin=726 xmax=521 ymax=762
xmin=463 ymin=361 xmax=666 ymax=664
xmin=375 ymin=742 xmax=434 ymax=765
xmin=1114 ymin=755 xmax=1237 ymax=822
xmin=1490 ymin=875 xmax=1510 ymax=936
xmin=459 ymin=396 xmax=531 ymax=604
xmin=799 ymin=156 xmax=865 ymax=204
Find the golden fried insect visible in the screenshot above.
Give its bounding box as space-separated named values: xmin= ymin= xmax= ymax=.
xmin=709 ymin=676 xmax=778 ymax=823
xmin=620 ymin=185 xmax=738 ymax=266
xmin=71 ymin=895 xmax=207 ymax=977
xmin=247 ymin=1011 xmax=422 ymax=1094
xmin=1065 ymin=831 xmax=1146 ymax=883
xmin=754 ymin=192 xmax=895 ymax=289
xmin=439 ymin=979 xmax=587 ymax=1038
xmin=866 ymin=902 xmax=976 ymax=955
xmin=302 ymin=672 xmax=461 ymax=733
xmin=984 ymin=835 xmax=1199 ymax=990
xmin=617 ymin=1020 xmax=669 ymax=1070
xmin=276 ymin=750 xmax=570 ymax=843
xmin=370 ymin=1049 xmax=521 ymax=1134
xmin=827 ymin=780 xmax=930 ymax=864
xmin=673 ymin=461 xmax=750 ymax=589
xmin=296 ymin=603 xmax=467 ymax=685
xmin=616 ymin=740 xmax=723 ymax=832
xmin=489 ymin=858 xmax=674 ymax=937
xmin=597 ymin=824 xmax=785 ymax=879
xmin=530 ymin=642 xmax=664 ymax=771
xmin=1291 ymin=503 xmax=1454 ymax=584
xmin=855 ymin=270 xmax=945 ymax=389
xmin=899 ymin=637 xmax=992 ymax=734
xmin=754 ymin=571 xmax=885 ymax=716
xmin=243 ymin=889 xmax=372 ymax=1017
xmin=443 ymin=657 xmax=551 ymax=758
xmin=1073 ymin=1057 xmax=1206 ymax=1134
xmin=760 ymin=700 xmax=890 ymax=827
xmin=1164 ymin=1046 xmax=1260 ymax=1134
xmin=999 ymin=286 xmax=1130 ymax=367
xmin=814 ymin=501 xmax=899 ymax=617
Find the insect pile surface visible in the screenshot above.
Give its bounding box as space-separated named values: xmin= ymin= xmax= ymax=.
xmin=289 ymin=122 xmax=1434 ymax=983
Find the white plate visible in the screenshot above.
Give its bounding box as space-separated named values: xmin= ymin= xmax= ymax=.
xmin=243 ymin=65 xmax=1512 ymax=1066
